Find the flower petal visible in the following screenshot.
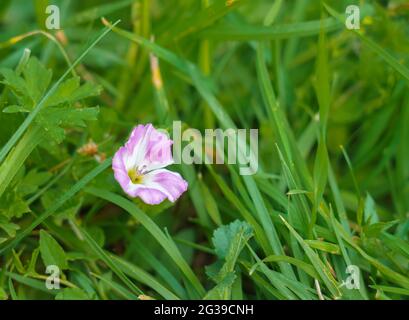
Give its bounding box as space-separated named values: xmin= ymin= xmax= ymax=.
xmin=123 ymin=124 xmax=173 ymax=172
xmin=142 ymin=169 xmax=188 ymax=203
xmin=141 ymin=129 xmax=174 ymax=172
xmin=113 ymin=149 xmax=186 ymax=204
xmin=112 ymin=146 xmax=131 ymax=191
xmin=123 ymin=124 xmax=153 ymax=170
xmin=135 ymin=187 xmax=168 ymax=205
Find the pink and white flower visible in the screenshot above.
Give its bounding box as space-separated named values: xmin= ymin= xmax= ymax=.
xmin=112 ymin=124 xmax=188 ymax=205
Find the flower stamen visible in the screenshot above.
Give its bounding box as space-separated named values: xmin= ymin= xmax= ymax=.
xmin=128 ymin=168 xmax=144 ymax=184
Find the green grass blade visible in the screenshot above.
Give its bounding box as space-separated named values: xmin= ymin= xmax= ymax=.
xmin=280 ymin=215 xmax=341 ymax=298
xmin=111 ymin=256 xmax=181 ymax=300
xmin=200 ymin=18 xmax=342 ymax=41
xmin=85 ymin=187 xmax=206 ymax=297
xmin=77 ymin=225 xmax=143 ymax=296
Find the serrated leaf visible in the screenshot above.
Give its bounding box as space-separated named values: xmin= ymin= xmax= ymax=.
xmin=39 ymin=106 xmax=99 ymax=127
xmin=0 ymin=68 xmax=26 ymax=96
xmin=45 ymin=77 xmax=101 ymax=107
xmin=39 ymin=230 xmax=68 ymax=270
xmin=22 ymin=57 xmax=52 ymax=103
xmin=36 ymin=106 xmax=99 ymax=143
xmin=44 ymin=77 xmax=81 ymax=107
xmin=0 ymin=190 xmax=30 ymax=219
xmin=212 ymin=220 xmax=253 ymax=260
xmin=207 ymin=220 xmax=253 ymax=299
xmin=68 ymin=81 xmax=102 ymax=101
xmin=1 ymin=57 xmax=101 ymax=147
xmin=39 ymin=121 xmax=65 ymax=143
xmin=0 ymin=68 xmax=33 ymax=109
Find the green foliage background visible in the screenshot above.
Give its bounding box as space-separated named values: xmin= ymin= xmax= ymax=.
xmin=0 ymin=0 xmax=408 ymax=300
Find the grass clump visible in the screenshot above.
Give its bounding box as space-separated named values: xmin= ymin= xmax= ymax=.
xmin=0 ymin=0 xmax=408 ymax=300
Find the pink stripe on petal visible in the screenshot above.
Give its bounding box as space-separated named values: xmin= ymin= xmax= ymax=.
xmin=143 ymin=134 xmax=174 ymax=171
xmin=125 ymin=124 xmax=154 ymax=169
xmin=143 ymin=169 xmax=188 ymax=202
xmin=125 ymin=124 xmax=149 ymax=154
xmin=112 ymin=146 xmax=127 ymax=171
xmin=136 ymin=187 xmax=167 ymax=205
xmin=112 ymin=146 xmax=131 ymax=191
xmin=122 ymin=182 xmax=145 ymax=198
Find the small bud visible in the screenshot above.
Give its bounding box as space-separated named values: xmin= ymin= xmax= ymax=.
xmin=77 ymin=140 xmax=98 ymax=156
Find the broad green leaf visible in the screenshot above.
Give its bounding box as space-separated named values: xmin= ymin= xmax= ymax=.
xmin=39 ymin=230 xmax=68 ymax=270
xmin=0 ymin=190 xmax=30 ymax=220
xmin=205 ymin=220 xmax=253 ymax=300
xmin=22 ymin=57 xmax=52 ymax=103
xmin=212 ymin=220 xmax=253 ymax=260
xmin=37 ymin=106 xmax=99 ymax=143
xmin=45 ymin=77 xmax=101 ymax=107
